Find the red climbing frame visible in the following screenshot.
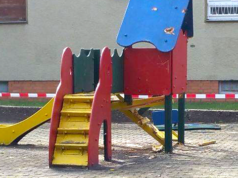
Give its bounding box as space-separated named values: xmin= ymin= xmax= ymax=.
xmin=88 ymin=47 xmax=112 ymax=167
xmin=49 ymin=48 xmax=73 ymax=166
xmin=124 ymin=30 xmax=187 ymax=95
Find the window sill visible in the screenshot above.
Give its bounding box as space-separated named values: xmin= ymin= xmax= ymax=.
xmin=0 ymin=21 xmax=28 ymax=25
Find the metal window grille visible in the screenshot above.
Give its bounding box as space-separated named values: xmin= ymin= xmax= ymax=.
xmin=207 ymin=0 xmax=238 ymax=21
xmin=219 ymin=81 xmax=238 ymax=94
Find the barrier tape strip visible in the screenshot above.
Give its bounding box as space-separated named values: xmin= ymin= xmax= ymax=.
xmin=0 ymin=93 xmax=238 ymax=99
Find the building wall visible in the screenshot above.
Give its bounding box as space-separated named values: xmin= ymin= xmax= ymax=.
xmin=8 ymin=80 xmax=219 ymax=94
xmin=0 ymin=1 xmax=237 ymax=83
xmin=0 ymin=0 xmax=127 ymax=81
xmin=188 ymin=0 xmax=238 ymax=80
xmin=8 ymin=81 xmax=58 ymax=93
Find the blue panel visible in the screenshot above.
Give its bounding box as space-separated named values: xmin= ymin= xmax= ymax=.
xmin=152 ymin=110 xmax=178 ymax=125
xmin=117 ymin=0 xmax=191 ymax=52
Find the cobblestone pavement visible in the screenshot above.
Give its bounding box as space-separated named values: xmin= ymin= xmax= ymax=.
xmin=0 ymin=123 xmax=238 ymax=178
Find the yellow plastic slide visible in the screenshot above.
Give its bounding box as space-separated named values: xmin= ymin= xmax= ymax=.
xmin=0 ymin=98 xmax=54 ymax=145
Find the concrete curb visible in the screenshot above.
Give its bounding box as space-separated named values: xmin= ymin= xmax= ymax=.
xmin=0 ymin=106 xmax=238 ymax=123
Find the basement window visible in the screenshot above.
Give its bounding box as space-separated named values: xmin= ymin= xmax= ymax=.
xmin=0 ymin=0 xmax=27 ymax=24
xmin=0 ymin=81 xmax=8 ymax=92
xmin=207 ymin=0 xmax=238 ymax=21
xmin=219 ymin=81 xmax=238 ymax=94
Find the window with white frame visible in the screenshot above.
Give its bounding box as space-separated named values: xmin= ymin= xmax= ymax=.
xmin=219 ymin=81 xmax=238 ymax=93
xmin=207 ymin=0 xmax=238 ymax=21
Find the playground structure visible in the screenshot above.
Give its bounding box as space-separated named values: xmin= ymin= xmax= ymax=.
xmin=0 ymin=0 xmax=193 ymax=168
xmin=48 ymin=0 xmax=193 ymax=167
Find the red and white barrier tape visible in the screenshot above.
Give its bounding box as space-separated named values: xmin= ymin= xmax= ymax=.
xmin=133 ymin=94 xmax=238 ymax=99
xmin=0 ymin=93 xmax=238 ymax=99
xmin=0 ymin=93 xmax=55 ymax=98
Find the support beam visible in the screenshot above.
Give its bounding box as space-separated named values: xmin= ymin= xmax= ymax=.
xmin=103 ymin=121 xmax=110 ymax=161
xmin=165 ymin=95 xmax=173 ymax=153
xmin=178 ymin=93 xmax=185 ymax=144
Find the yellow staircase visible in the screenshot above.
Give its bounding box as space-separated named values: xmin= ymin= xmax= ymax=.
xmin=52 ymin=93 xmax=177 ymax=166
xmin=52 ymin=94 xmax=94 ymax=166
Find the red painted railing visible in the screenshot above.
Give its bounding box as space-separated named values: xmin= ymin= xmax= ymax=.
xmin=48 ymin=48 xmax=73 ymax=166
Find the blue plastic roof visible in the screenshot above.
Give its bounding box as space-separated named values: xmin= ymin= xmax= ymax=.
xmin=117 ymin=0 xmax=193 ymax=52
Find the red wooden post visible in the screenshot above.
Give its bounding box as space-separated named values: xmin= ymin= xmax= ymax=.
xmin=49 ymin=48 xmax=73 ymax=166
xmin=88 ymin=47 xmax=112 ymax=167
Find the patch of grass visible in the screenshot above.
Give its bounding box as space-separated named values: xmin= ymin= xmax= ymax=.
xmin=154 ymin=102 xmax=238 ymax=110
xmin=0 ymin=100 xmax=48 ymax=107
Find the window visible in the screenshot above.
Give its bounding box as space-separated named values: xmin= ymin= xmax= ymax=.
xmin=207 ymin=0 xmax=238 ymax=21
xmin=0 ymin=82 xmax=8 ymax=92
xmin=0 ymin=0 xmax=27 ymax=24
xmin=219 ymin=81 xmax=238 ymax=93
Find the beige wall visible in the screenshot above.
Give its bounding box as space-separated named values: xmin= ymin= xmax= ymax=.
xmin=0 ymin=0 xmax=237 ymax=81
xmin=188 ymin=0 xmax=238 ymax=80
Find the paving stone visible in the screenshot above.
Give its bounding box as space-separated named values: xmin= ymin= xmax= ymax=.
xmin=0 ymin=123 xmax=237 ymax=178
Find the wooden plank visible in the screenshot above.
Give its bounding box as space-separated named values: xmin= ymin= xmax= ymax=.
xmin=73 ymin=49 xmax=95 ymax=93
xmin=124 ymin=48 xmax=172 ymax=95
xmin=112 ymin=49 xmax=124 ymax=93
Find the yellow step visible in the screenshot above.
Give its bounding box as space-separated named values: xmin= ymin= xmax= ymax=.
xmin=56 ymin=133 xmax=88 ymax=145
xmin=60 ymin=115 xmax=89 ymax=122
xmin=55 ymin=143 xmax=88 ymax=149
xmin=62 ymin=101 xmax=92 ymax=109
xmin=61 ymin=109 xmax=91 ymax=117
xmin=59 ymin=121 xmax=89 ymax=130
xmin=57 ymin=128 xmax=89 ymax=134
xmin=52 ymin=149 xmax=88 ymax=166
xmin=64 ymin=95 xmax=94 ymax=103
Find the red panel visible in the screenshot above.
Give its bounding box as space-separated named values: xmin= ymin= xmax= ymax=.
xmin=49 ymin=48 xmax=73 ymax=166
xmin=172 ymin=30 xmax=188 ymax=94
xmin=124 ymin=48 xmax=172 ymax=95
xmin=88 ymin=47 xmax=112 ymax=167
